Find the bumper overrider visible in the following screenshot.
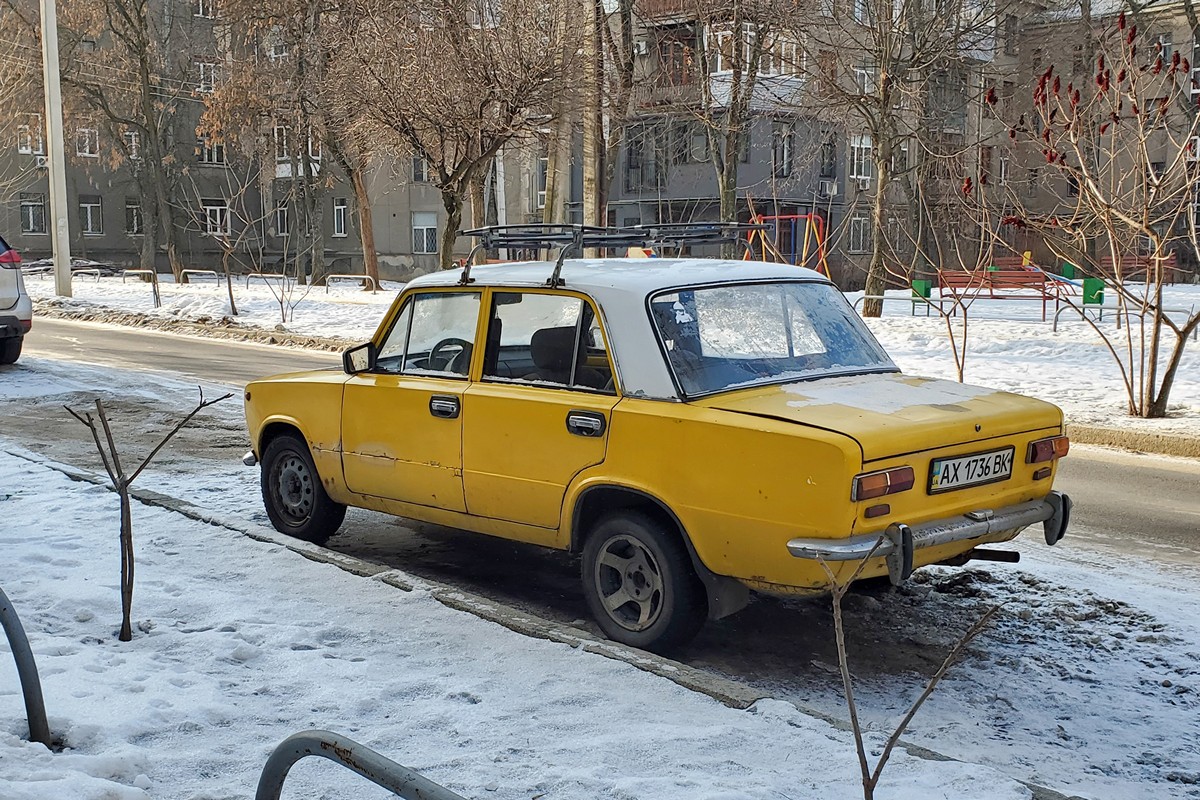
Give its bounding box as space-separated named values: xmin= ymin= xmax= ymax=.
xmin=786 ymin=491 xmax=1072 ymax=586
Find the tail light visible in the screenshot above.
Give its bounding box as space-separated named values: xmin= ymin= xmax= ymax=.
xmin=1027 ymin=435 xmax=1070 ymax=464
xmin=0 ymin=249 xmax=20 ymax=268
xmin=852 ymin=466 xmax=915 ymax=501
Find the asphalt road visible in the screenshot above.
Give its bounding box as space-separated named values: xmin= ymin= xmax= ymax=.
xmin=24 ymin=316 xmax=1200 ymax=558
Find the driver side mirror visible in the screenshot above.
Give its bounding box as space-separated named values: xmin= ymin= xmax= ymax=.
xmin=343 ymin=341 xmax=377 ymax=374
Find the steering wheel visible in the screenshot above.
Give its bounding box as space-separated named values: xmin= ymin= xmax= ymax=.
xmin=428 ymin=337 xmax=473 ymax=373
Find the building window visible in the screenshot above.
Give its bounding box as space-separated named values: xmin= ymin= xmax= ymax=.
xmin=819 ymin=0 xmax=834 ymax=18
xmin=849 ymin=134 xmax=873 ymax=183
xmin=412 ymin=211 xmax=438 ymax=254
xmin=979 ymin=145 xmax=993 ymax=184
xmin=1003 ymin=15 xmax=1018 ymax=56
xmin=536 ymin=156 xmax=548 ymax=209
xmin=760 ymin=37 xmax=803 ymax=76
xmin=125 ymin=198 xmax=143 ymax=235
xmin=771 ymin=122 xmax=793 ymax=178
xmin=17 ymin=114 xmax=43 ymax=155
xmin=891 ymin=140 xmax=909 ymax=174
xmin=79 ymin=195 xmax=103 ymax=235
xmin=670 ymin=119 xmax=709 ymax=164
xmin=1026 ymin=167 xmax=1039 ymax=198
xmin=274 ymin=125 xmax=290 ymax=161
xmin=195 ymin=0 xmax=216 ymax=18
xmin=332 ymin=198 xmax=348 ymax=237
xmin=267 ymin=41 xmax=289 ymax=61
xmin=76 ymin=128 xmax=99 ymax=157
xmin=624 ymin=123 xmax=667 ymax=192
xmin=1066 ymin=174 xmax=1079 ymax=197
xmin=198 ymin=137 xmax=226 ymax=165
xmin=197 ymin=61 xmax=219 ymax=92
xmin=854 ymin=65 xmax=876 ymax=95
xmin=123 ymin=130 xmax=141 ymax=160
xmin=20 ymin=193 xmax=46 ymax=234
xmin=274 ymin=203 xmax=289 ymax=237
xmin=820 ymin=132 xmax=837 ymax=178
xmin=412 ymin=156 xmax=428 ymax=182
xmin=1155 ymin=33 xmax=1173 ymax=61
xmin=848 ymin=211 xmax=871 ymax=253
xmin=853 ymin=0 xmax=871 ymax=25
xmin=202 ymin=199 xmax=230 ymax=236
xmin=999 ymin=155 xmax=1009 ymax=186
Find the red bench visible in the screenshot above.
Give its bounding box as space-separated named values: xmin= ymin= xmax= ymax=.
xmin=938 ymin=267 xmax=1060 ymax=320
xmin=1097 ymin=253 xmax=1184 ymax=284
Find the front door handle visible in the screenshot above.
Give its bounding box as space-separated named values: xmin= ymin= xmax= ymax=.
xmin=566 ymin=410 xmax=606 ymax=437
xmin=429 ymin=395 xmax=460 ymax=419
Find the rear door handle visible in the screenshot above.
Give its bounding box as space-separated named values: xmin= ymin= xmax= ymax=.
xmin=566 ymin=410 xmax=606 ymax=437
xmin=429 ymin=395 xmax=460 ymax=419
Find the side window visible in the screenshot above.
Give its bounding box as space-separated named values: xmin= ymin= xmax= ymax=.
xmin=482 ymin=292 xmax=615 ymax=393
xmin=374 ymin=291 xmax=480 ymax=377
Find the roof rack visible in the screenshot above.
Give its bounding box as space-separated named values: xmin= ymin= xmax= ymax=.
xmin=456 ymin=222 xmax=767 ymax=287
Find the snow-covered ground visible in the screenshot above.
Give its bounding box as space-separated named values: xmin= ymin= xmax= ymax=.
xmin=0 ymin=360 xmax=1046 ymax=800
xmin=27 ymin=272 xmax=1200 ymax=436
xmin=2 ymin=351 xmax=1199 ymax=799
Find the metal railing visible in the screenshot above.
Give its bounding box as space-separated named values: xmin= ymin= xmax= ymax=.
xmin=181 ymin=269 xmax=222 ymax=284
xmin=120 ymin=269 xmax=156 ymax=283
xmin=256 ymin=729 xmax=469 ymax=800
xmin=0 ymin=586 xmax=51 ymax=747
xmin=1052 ymin=303 xmax=1198 ymax=340
xmin=325 ymin=273 xmax=378 ymax=292
xmin=245 ymin=273 xmax=292 ymax=289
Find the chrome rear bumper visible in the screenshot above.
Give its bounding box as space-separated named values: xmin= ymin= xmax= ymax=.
xmin=786 ymin=491 xmax=1071 ymax=585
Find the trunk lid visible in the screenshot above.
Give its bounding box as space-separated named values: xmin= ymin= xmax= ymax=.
xmin=697 ymin=373 xmax=1062 ymax=462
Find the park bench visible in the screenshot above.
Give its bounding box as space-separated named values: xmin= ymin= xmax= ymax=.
xmin=1097 ymin=252 xmax=1184 ymax=284
xmin=937 ymin=266 xmax=1060 ymax=321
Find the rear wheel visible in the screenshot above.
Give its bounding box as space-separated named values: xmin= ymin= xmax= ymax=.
xmin=261 ymin=433 xmax=346 ymax=544
xmin=0 ymin=337 xmax=22 ymax=365
xmin=581 ymin=510 xmax=707 ymax=653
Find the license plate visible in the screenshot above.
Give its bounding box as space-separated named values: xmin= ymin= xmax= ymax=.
xmin=928 ymin=447 xmax=1014 ymax=494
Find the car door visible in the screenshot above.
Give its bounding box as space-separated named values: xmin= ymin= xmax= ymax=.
xmin=462 ymin=290 xmax=620 ymax=533
xmin=341 ymin=289 xmax=482 ymax=512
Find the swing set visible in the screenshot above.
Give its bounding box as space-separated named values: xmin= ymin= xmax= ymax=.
xmin=743 ymin=206 xmax=831 ymax=278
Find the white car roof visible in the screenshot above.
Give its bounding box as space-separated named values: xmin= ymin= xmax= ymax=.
xmin=405 ymin=258 xmax=832 ymax=401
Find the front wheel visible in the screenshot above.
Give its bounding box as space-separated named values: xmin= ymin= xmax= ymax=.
xmin=260 ymin=433 xmax=346 ymax=544
xmin=0 ymin=337 xmax=22 ymax=365
xmin=581 ymin=510 xmax=707 ymax=654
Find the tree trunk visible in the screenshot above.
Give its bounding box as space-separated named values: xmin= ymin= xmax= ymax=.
xmin=221 ymin=248 xmax=238 ymax=316
xmin=440 ymin=188 xmax=464 ymax=271
xmin=349 ymin=165 xmax=380 ymax=285
xmin=862 ymin=142 xmax=892 ymax=318
xmin=1149 ymin=314 xmax=1200 ymax=417
xmin=118 ymin=492 xmax=133 ymax=642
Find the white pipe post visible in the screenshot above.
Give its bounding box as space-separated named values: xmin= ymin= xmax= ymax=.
xmin=39 ymin=0 xmax=72 ymax=297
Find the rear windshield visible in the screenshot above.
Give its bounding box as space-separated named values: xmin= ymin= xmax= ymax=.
xmin=648 ymin=281 xmax=897 ymax=397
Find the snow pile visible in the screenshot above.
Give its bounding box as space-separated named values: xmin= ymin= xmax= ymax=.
xmin=0 ymin=453 xmax=1031 ymax=800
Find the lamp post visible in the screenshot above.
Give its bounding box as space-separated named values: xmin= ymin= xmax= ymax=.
xmin=39 ymin=0 xmax=72 ymax=297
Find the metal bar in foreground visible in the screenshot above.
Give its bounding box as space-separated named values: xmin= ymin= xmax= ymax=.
xmin=255 ymin=729 xmax=470 ymax=800
xmin=0 ymin=586 xmax=51 ymax=747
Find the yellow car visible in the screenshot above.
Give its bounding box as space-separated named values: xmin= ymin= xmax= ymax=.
xmin=244 ymin=249 xmax=1071 ymax=652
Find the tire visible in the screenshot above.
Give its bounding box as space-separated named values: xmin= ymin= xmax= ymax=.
xmin=581 ymin=510 xmax=707 ymax=653
xmin=260 ymin=433 xmax=346 ymax=544
xmin=0 ymin=337 xmax=22 ymax=365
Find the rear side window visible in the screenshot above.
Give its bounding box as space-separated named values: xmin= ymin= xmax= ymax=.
xmin=481 ymin=291 xmax=614 ymax=393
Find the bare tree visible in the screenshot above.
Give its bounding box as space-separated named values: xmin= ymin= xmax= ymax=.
xmin=819 ymin=544 xmax=1002 ymax=800
xmin=984 ymin=6 xmax=1200 ymax=417
xmin=335 ymin=0 xmax=582 ymax=270
xmin=66 ymin=391 xmax=230 ymax=642
xmin=53 ymin=0 xmax=197 ymax=278
xmin=0 ymin=9 xmax=44 ymax=200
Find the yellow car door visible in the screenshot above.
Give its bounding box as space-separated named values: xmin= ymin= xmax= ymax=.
xmin=342 ymin=290 xmax=483 ymax=512
xmin=462 ymin=290 xmax=620 ymax=534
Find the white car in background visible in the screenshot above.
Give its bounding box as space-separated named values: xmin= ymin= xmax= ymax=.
xmin=0 ymin=234 xmax=31 ymax=364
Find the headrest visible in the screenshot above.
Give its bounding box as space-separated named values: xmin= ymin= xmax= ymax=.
xmin=530 ymin=326 xmax=578 ymax=371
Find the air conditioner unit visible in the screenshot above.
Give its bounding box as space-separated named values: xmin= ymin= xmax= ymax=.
xmin=633 ymin=40 xmax=650 ymax=56
xmin=817 ymin=179 xmax=837 ymax=198
xmin=34 ymin=155 xmax=48 ymax=169
xmin=854 ymin=177 xmax=871 ymax=191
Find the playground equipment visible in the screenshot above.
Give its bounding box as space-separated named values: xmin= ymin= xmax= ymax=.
xmin=744 ymin=205 xmax=830 ymax=277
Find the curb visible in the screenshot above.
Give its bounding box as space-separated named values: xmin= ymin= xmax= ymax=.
xmin=1066 ymin=423 xmax=1200 ymax=459
xmin=3 ymin=445 xmax=1088 ymax=800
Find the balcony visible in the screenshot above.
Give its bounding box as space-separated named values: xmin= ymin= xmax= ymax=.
xmin=633 ymin=77 xmax=702 ymax=110
xmin=636 ymin=0 xmax=693 ymax=20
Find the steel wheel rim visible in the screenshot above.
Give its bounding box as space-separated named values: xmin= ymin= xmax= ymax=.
xmin=274 ymin=452 xmax=314 ymax=524
xmin=593 ymin=533 xmax=665 ymax=632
